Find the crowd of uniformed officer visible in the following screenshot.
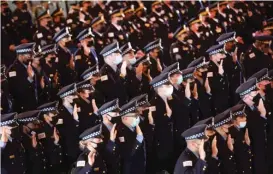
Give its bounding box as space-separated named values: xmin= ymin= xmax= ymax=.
xmin=1 ymin=0 xmax=273 ymax=174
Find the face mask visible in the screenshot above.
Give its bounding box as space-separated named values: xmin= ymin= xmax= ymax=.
xmin=113 ymin=55 xmax=123 ymax=65
xmin=176 ymin=75 xmax=183 ymax=85
xmin=46 ymin=21 xmax=53 ymax=27
xmin=230 ymin=45 xmax=236 ymax=53
xmin=165 ymin=85 xmax=174 ymax=97
xmin=49 ymin=57 xmax=56 ymax=64
xmin=155 ymin=7 xmax=162 ymax=13
xmin=22 ymin=3 xmax=28 ymax=10
xmin=265 ymin=83 xmax=272 ymax=91
xmin=128 ymin=57 xmax=137 ymax=65
xmin=239 ymin=121 xmax=247 ymax=128
xmin=87 ymin=40 xmax=94 ymax=47
xmin=252 ymin=93 xmax=261 ymax=107
xmin=131 ymin=117 xmax=140 ymax=128
xmin=65 ymin=40 xmax=73 ymax=48
xmin=51 ymin=116 xmax=59 ymax=126
xmin=117 ymin=20 xmax=123 ymax=26
xmin=23 ymin=59 xmax=32 ymax=66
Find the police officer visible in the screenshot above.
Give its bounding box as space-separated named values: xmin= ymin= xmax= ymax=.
xmin=7 ymin=43 xmax=40 ymax=112
xmin=236 ymin=78 xmax=268 ymax=174
xmin=96 ymin=42 xmax=128 ymax=105
xmin=1 ymin=65 xmax=13 ymax=114
xmin=53 ymin=27 xmax=77 ymax=86
xmin=75 ymin=80 xmax=99 ymax=134
xmin=174 ymin=124 xmax=208 ymax=174
xmin=206 ymin=44 xmax=230 ymax=114
xmin=16 ymin=110 xmax=48 ymax=174
xmin=34 ymin=8 xmax=54 ymax=48
xmin=105 ymin=9 xmax=129 ymax=46
xmin=50 ymin=7 xmax=66 ymax=33
xmin=75 ymin=27 xmax=98 ymax=79
xmin=57 ymin=83 xmax=81 ymax=170
xmin=12 ymin=0 xmax=34 ymax=44
xmin=37 ymin=101 xmax=64 ymax=174
xmin=1 ymin=112 xmax=27 ymax=174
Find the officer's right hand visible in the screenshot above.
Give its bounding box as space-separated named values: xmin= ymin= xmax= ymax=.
xmin=53 ymin=127 xmax=60 ymax=145
xmin=185 ymin=81 xmax=191 ymax=99
xmin=88 ymin=149 xmax=96 ymax=166
xmin=211 ymin=136 xmax=218 ymax=158
xmin=31 ymin=133 xmax=38 ymax=148
xmin=257 ymin=98 xmax=266 ymax=117
xmin=199 ymin=139 xmax=206 ymax=160
xmin=0 ymin=127 xmax=10 ymax=143
xmin=204 ymin=77 xmax=211 ymax=94
xmin=227 ymin=134 xmax=234 ymax=152
xmin=110 ymin=123 xmax=117 ymax=142
xmin=244 ymin=128 xmax=251 ymax=146
xmin=27 ymin=62 xmax=34 ymax=78
xmin=136 ymin=125 xmax=143 ymax=136
xmin=218 ymin=59 xmax=224 ymax=75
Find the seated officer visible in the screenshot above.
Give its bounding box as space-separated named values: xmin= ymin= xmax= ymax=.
xmin=1 ymin=112 xmax=27 ymax=174
xmin=174 ymin=124 xmax=208 ymax=174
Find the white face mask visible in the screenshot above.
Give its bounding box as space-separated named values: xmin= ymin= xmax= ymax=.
xmin=239 ymin=121 xmax=247 ymax=128
xmin=113 ymin=55 xmax=123 ymax=65
xmin=164 ymin=85 xmax=174 ymax=97
xmin=176 ymin=75 xmax=183 ymax=85
xmin=131 ymin=116 xmax=140 ymax=128
xmin=128 ymin=57 xmax=137 ymax=65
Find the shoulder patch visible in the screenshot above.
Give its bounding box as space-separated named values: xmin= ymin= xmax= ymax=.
xmin=108 ymin=32 xmax=114 ymax=37
xmin=9 ymin=71 xmax=16 ymax=77
xmin=172 ymin=48 xmax=179 ymax=53
xmin=249 ymin=53 xmax=255 ymax=59
xmin=37 ymin=33 xmax=43 ymax=39
xmin=76 ymin=160 xmax=86 ymax=167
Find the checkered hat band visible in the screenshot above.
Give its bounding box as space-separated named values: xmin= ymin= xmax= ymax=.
xmin=121 ymin=47 xmax=132 ymax=55
xmin=103 ymin=47 xmax=119 ymax=57
xmin=78 ymin=84 xmax=91 ymax=89
xmin=137 ymin=100 xmax=147 ymax=107
xmin=209 ymin=48 xmax=224 ymax=55
xmin=41 ymin=107 xmax=56 ymax=112
xmin=196 ymin=62 xmax=207 ymax=69
xmin=169 ymin=69 xmax=179 ymax=74
xmin=232 ymin=110 xmax=244 ymax=116
xmin=60 ymin=89 xmax=77 ymax=98
xmin=16 ymin=48 xmax=32 ymax=54
xmin=56 ymin=33 xmax=69 ymax=42
xmin=219 ymin=37 xmax=235 ymax=45
xmin=100 ymin=104 xmax=119 ymax=115
xmin=42 ymin=48 xmax=55 ymax=55
xmin=0 ymin=120 xmax=15 ymax=126
xmin=214 ymin=117 xmax=232 ymax=128
xmin=258 ymin=74 xmax=269 ymax=82
xmin=83 ymin=69 xmax=99 ymax=80
xmin=120 ymin=106 xmax=136 ymax=116
xmin=185 ymin=132 xmax=205 ymax=140
xmin=240 ymin=85 xmax=256 ymax=96
xmin=18 ymin=117 xmax=37 ymax=123
xmin=79 ymin=33 xmax=93 ymax=41
xmin=153 ymin=79 xmax=169 ymax=88
xmin=82 ymin=131 xmax=100 ymax=140
xmin=146 ymin=43 xmax=162 ymax=52
xmin=183 ymin=74 xmax=193 ymax=79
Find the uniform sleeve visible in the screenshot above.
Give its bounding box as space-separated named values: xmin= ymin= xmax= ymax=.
xmin=174 ymin=159 xmax=207 ymax=174
xmin=72 ymin=162 xmax=93 ymax=174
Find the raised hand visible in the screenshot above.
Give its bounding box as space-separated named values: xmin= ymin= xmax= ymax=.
xmin=199 ymin=139 xmax=206 ymax=160
xmin=211 ymin=136 xmax=218 ymax=158
xmin=218 ymin=59 xmax=224 ymax=75
xmin=244 ymin=128 xmax=251 ymax=146
xmin=53 ymin=127 xmax=60 ymax=145
xmin=227 ymin=134 xmax=234 ymax=152
xmin=185 ymin=81 xmax=191 ymax=99
xmin=73 ymin=104 xmax=79 ymax=121
xmin=257 ymin=98 xmax=266 ymax=117
xmin=204 ymin=77 xmax=211 ymax=94
xmin=136 ymin=125 xmax=143 ymax=136
xmin=88 ymin=150 xmax=96 ymax=166
xmin=232 ymin=47 xmax=238 ymax=63
xmin=31 ymin=133 xmax=38 ymax=148
xmin=120 ymin=61 xmax=127 ymax=77
xmin=110 ymin=123 xmax=117 ymax=142
xmin=27 ymin=62 xmax=34 ymax=78
xmin=148 ymin=110 xmax=154 ymax=125
xmin=40 ymin=76 xmax=45 ymax=89
xmin=192 ymin=83 xmax=198 ymax=99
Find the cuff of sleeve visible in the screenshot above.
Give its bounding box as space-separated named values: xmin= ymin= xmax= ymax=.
xmin=136 ymin=134 xmax=144 ymax=143
xmin=27 ymin=76 xmax=34 ymax=83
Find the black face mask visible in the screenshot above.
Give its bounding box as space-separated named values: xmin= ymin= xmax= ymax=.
xmin=51 ymin=116 xmax=59 ymax=126
xmin=65 ymin=40 xmax=73 ymax=48
xmin=87 ymin=6 xmax=92 ymax=12
xmin=155 ymin=7 xmax=162 ymax=13
xmin=253 ymin=93 xmax=261 ymax=107
xmin=23 ymin=59 xmax=33 ymax=66
xmin=49 ymin=57 xmax=56 ymax=64
xmin=11 ymin=126 xmax=20 ymax=139
xmin=87 ymin=40 xmax=94 ymax=47
xmin=229 ymin=45 xmax=236 ymax=53
xmin=46 ymin=21 xmax=53 ymax=28
xmin=265 ymin=83 xmax=272 ymax=92
xmin=22 ymin=3 xmax=28 ymax=10
xmin=117 ymin=20 xmax=123 ymax=26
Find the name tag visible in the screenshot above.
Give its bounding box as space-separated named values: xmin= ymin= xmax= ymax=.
xmin=77 ymin=160 xmax=86 ymax=167
xmin=249 ymin=53 xmax=255 ymax=59
xmin=67 ymin=19 xmax=73 ymax=24
xmin=149 ymin=106 xmax=156 ymax=112
xmin=119 ymin=137 xmax=125 ymax=142
xmin=172 ymin=48 xmax=179 ymax=53
xmin=187 ymin=39 xmax=193 ymax=44
xmin=56 ymin=119 xmax=63 ymax=125
xmin=118 ymin=35 xmax=124 ymax=40
xmin=108 ymin=32 xmax=114 ymax=37
xmin=38 ymin=133 xmax=46 ymax=139
xmin=207 ymin=72 xmax=213 ymax=78
xmin=9 ymin=155 xmax=15 ymax=159
xmin=75 ymin=55 xmax=81 ymax=60
xmin=37 ymin=33 xmax=43 ymax=39
xmin=183 ymin=161 xmax=192 ymax=167
xmin=101 ymin=75 xmax=108 ymax=81
xmin=9 ymin=71 xmax=16 ymax=77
